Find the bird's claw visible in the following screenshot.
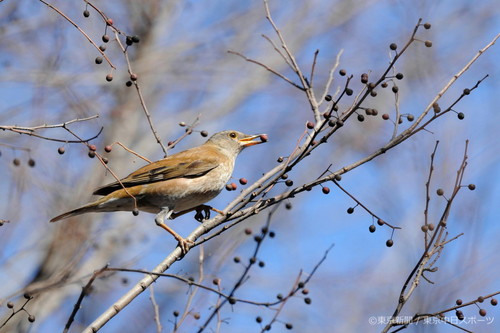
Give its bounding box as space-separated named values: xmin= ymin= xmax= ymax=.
xmin=194 ymin=205 xmax=211 ymax=222
xmin=178 ymin=238 xmax=194 ymax=254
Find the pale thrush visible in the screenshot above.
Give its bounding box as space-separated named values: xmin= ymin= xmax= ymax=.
xmin=50 ymin=130 xmax=267 ymax=252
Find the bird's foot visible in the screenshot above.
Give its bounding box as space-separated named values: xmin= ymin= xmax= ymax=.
xmin=194 ymin=205 xmax=211 ymax=222
xmin=177 ymin=237 xmax=194 ymax=254
xmin=194 ymin=205 xmax=225 ymax=222
xmin=155 ymin=210 xmax=193 ymax=254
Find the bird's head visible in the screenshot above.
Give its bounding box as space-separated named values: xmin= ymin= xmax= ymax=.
xmin=206 ymin=130 xmax=267 ymax=157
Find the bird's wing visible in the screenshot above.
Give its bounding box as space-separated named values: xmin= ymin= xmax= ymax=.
xmin=93 ymin=147 xmax=221 ymax=196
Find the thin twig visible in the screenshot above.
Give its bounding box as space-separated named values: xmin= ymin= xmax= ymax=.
xmin=38 ymin=0 xmax=115 ymax=69
xmin=227 ymin=50 xmax=304 ymax=90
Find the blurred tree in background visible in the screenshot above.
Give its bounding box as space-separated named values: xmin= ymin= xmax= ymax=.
xmin=0 ymin=0 xmax=499 ymax=332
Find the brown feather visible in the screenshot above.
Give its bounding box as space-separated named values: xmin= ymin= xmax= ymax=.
xmin=93 ymin=145 xmax=223 ymax=196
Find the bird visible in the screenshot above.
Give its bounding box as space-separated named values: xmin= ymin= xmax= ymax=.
xmin=50 ymin=130 xmax=267 ymax=253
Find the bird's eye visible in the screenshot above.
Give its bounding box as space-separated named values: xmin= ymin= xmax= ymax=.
xmin=229 ymin=132 xmax=237 ymax=138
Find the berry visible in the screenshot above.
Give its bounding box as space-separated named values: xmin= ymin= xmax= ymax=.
xmin=479 ymin=309 xmax=487 ymax=317
xmin=304 ymin=297 xmax=312 ymax=305
xmin=105 ymin=74 xmax=113 ymax=82
xmin=457 ymin=112 xmax=465 ymax=120
xmin=390 ymin=43 xmax=398 ymax=50
xmin=347 ymin=207 xmax=354 ymax=214
xmin=395 ymin=73 xmax=404 ymax=80
xmin=423 ymin=22 xmax=431 ymax=29
xmin=28 ymin=315 xmax=35 ymax=323
xmin=357 ymin=114 xmax=365 ymax=122
xmin=432 ymin=102 xmax=441 ymax=113
xmin=83 ymin=10 xmax=90 ymax=18
xmin=382 ymin=113 xmax=390 ymax=120
xmin=99 ymin=44 xmax=106 ymax=52
xmin=339 ymin=69 xmax=346 ymax=76
xmin=463 ymin=88 xmax=470 ymax=95
xmin=88 ymin=151 xmax=96 ymax=158
xmin=424 ymin=40 xmax=433 ymax=47
xmin=325 ymin=94 xmax=332 ymax=101
xmin=361 ymin=73 xmax=368 ymax=84
xmin=392 ymin=86 xmax=399 ymax=93
xmin=131 ymin=35 xmax=140 ymax=43
xmin=126 ymin=36 xmax=134 ymax=46
xmin=322 ymin=187 xmax=330 ymax=194
xmin=102 ymin=34 xmax=110 ymax=43
xmin=106 ymin=18 xmax=113 ymax=26
xmin=285 ymin=179 xmax=293 ymax=187
xmin=369 ymin=225 xmax=376 ymax=233
xmin=126 ymin=81 xmax=133 ymax=87
xmin=104 ymin=145 xmax=112 ymax=153
xmin=436 ymin=188 xmax=444 ymax=196
xmin=7 ymin=302 xmax=14 ymax=309
xmin=58 ymin=147 xmax=65 ymax=155
xmin=407 ymin=114 xmax=414 ymax=122
xmin=306 ymin=121 xmax=314 ymax=129
xmin=28 ymin=158 xmax=36 ymax=167
xmin=89 ymin=144 xmax=97 ymax=151
xmin=95 ymin=57 xmax=103 ymax=64
xmin=386 ymin=239 xmax=394 ymax=247
xmin=13 ymin=158 xmax=20 ymax=166
xmin=256 ymin=316 xmax=263 ymax=323
xmin=239 ymin=178 xmax=248 ymax=185
xmin=456 ymin=299 xmax=463 ymax=305
xmin=132 ymin=209 xmax=139 ymax=216
xmin=491 ymin=298 xmax=498 ymax=306
xmin=200 ymin=130 xmax=208 ymax=137
xmin=345 ymin=88 xmax=353 ymax=96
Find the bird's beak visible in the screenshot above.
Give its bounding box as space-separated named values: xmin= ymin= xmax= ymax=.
xmin=239 ymin=134 xmax=268 ymax=147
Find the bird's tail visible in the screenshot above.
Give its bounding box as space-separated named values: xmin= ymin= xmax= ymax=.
xmin=50 ymin=203 xmax=99 ymax=222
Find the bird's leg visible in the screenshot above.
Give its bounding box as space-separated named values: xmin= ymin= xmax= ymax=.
xmin=171 ymin=205 xmax=225 ymax=222
xmin=155 ymin=209 xmax=193 ymax=254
